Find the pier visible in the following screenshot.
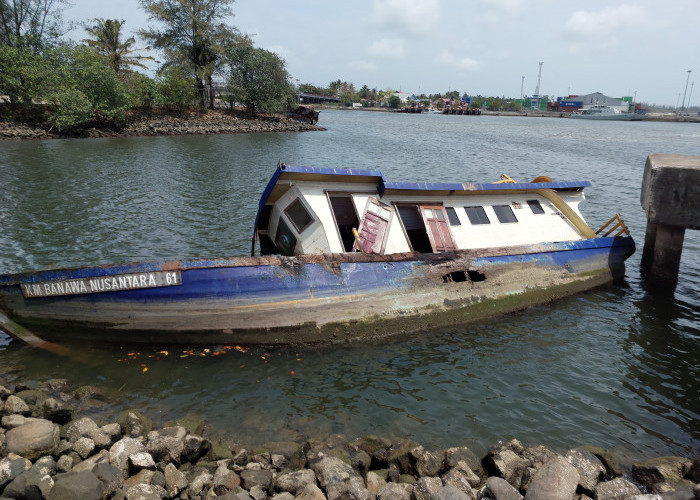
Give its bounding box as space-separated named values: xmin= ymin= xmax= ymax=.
xmin=640 ymin=153 xmax=700 ymax=289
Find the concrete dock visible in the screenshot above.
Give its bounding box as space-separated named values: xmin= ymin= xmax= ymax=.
xmin=640 ymin=154 xmax=700 ymax=289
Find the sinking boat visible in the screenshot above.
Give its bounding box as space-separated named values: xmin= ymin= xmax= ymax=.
xmin=0 ymin=164 xmax=635 ymax=347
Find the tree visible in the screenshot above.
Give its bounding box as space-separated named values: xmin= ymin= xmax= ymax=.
xmin=226 ymin=45 xmax=294 ymax=115
xmin=83 ymin=18 xmax=151 ymax=73
xmin=0 ymin=0 xmax=69 ymax=47
xmin=388 ymin=95 xmax=401 ymax=109
xmin=139 ymin=0 xmax=247 ymax=109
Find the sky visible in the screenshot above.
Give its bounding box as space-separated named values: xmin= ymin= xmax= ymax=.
xmin=64 ymin=0 xmax=700 ymax=107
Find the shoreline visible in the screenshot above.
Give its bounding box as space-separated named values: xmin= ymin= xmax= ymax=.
xmin=0 ymin=371 xmax=697 ymax=499
xmin=0 ymin=109 xmax=326 ymax=141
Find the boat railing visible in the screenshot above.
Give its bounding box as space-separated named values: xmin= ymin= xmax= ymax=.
xmin=596 ymin=213 xmax=630 ymax=237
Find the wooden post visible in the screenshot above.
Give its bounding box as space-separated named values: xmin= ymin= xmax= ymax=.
xmin=640 ymin=154 xmax=700 ymax=290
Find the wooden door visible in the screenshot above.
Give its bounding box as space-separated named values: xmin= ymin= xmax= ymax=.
xmin=355 ymin=198 xmax=391 ymax=254
xmin=420 ymin=205 xmax=455 ymax=252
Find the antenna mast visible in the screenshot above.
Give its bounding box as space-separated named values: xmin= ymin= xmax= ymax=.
xmin=534 ymin=61 xmax=543 ymax=95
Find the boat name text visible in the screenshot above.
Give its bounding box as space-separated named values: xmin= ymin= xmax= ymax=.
xmin=20 ymin=271 xmax=182 ymax=298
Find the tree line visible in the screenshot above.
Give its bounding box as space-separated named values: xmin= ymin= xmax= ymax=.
xmin=0 ymin=0 xmax=298 ymax=130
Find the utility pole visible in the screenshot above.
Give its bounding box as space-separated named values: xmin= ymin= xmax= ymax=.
xmin=520 ymin=75 xmax=524 ymax=113
xmin=534 ymin=62 xmax=543 ymax=96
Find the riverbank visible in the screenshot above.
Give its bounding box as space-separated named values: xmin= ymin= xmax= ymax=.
xmin=0 ymin=109 xmax=325 ymax=140
xmin=0 ymin=372 xmax=697 ymax=500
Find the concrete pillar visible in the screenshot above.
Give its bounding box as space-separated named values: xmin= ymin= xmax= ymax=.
xmin=640 ymin=154 xmax=700 ymax=289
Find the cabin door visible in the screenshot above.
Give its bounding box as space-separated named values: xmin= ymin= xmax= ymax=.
xmin=420 ymin=205 xmax=455 ymax=252
xmin=355 ymin=198 xmax=391 ymax=254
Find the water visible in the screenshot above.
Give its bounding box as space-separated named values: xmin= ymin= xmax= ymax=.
xmin=0 ymin=111 xmax=698 ymax=462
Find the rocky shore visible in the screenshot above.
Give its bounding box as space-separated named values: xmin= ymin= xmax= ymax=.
xmin=0 ymin=374 xmax=698 ymax=500
xmin=0 ymin=110 xmax=325 ymax=140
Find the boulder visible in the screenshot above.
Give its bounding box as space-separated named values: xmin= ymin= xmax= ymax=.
xmin=434 ymin=485 xmax=473 ymax=500
xmin=566 ymin=448 xmax=606 ymax=493
xmin=50 ymin=470 xmax=103 ymax=500
xmin=413 ymin=446 xmax=446 ymax=477
xmin=446 ymin=447 xmax=484 ymax=477
xmin=72 ymin=449 xmax=110 ymax=473
xmin=109 ymin=437 xmax=147 ymax=478
xmin=73 ymin=436 xmax=96 ymax=459
xmin=129 ymin=451 xmax=156 ymax=471
xmin=0 ymin=454 xmax=32 ymax=489
xmin=484 ymin=442 xmax=530 ymax=490
xmin=240 ymin=468 xmax=274 ymax=491
xmin=92 ymin=462 xmax=124 ymax=498
xmin=413 ymin=476 xmax=443 ymax=500
xmin=377 ymin=481 xmax=413 ymax=500
xmin=482 ymin=476 xmax=523 ymax=500
xmin=183 ymin=434 xmax=210 ymax=463
xmin=5 ymin=419 xmax=59 ymax=459
xmin=524 ymin=455 xmax=579 ymax=500
xmin=594 ymin=477 xmax=641 ymax=499
xmin=3 ymin=394 xmax=30 ymax=415
xmin=186 ymin=470 xmax=213 ymax=498
xmin=295 ymin=483 xmax=327 ymax=500
xmin=632 ymin=456 xmax=688 ymax=492
xmin=442 ymin=467 xmax=477 ymax=500
xmin=124 ymin=483 xmax=168 ymax=499
xmin=311 ymin=456 xmax=371 ymax=500
xmin=117 ymin=410 xmax=154 ymax=438
xmin=366 ymin=470 xmax=388 ymax=494
xmin=213 ymin=464 xmax=241 ymax=495
xmin=274 ymin=468 xmax=316 ymax=494
xmin=146 ymin=425 xmax=186 ymax=465
xmin=66 ymin=417 xmax=111 ymax=448
xmin=163 ymin=462 xmax=188 ymax=497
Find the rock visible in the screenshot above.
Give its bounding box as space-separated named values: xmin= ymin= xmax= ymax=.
xmin=566 ymin=448 xmax=606 ymax=493
xmin=72 ymin=449 xmax=110 ymax=473
xmin=213 ymin=464 xmax=241 ymax=495
xmin=311 ymin=456 xmax=370 ymax=500
xmin=117 ymin=410 xmax=154 ymax=438
xmin=73 ymin=436 xmax=96 ymax=458
xmin=56 ymin=454 xmax=74 ymax=473
xmin=209 ymin=439 xmax=234 ymax=461
xmin=413 ymin=446 xmax=446 ymax=477
xmin=442 ymin=467 xmax=477 ymax=500
xmin=42 ymin=397 xmax=75 ymax=424
xmin=580 ymin=446 xmax=623 ymax=478
xmin=5 ymin=419 xmax=59 ymax=459
xmin=295 ymin=483 xmax=327 ymax=500
xmin=182 ymin=433 xmax=210 ymax=463
xmin=92 ymin=462 xmax=124 ymax=498
xmin=0 ymin=454 xmax=32 ymax=489
xmin=446 ymin=447 xmax=484 ymax=477
xmin=50 ymin=470 xmax=103 ymax=500
xmin=434 ymin=485 xmax=473 ymax=500
xmin=273 ymin=468 xmax=315 ymax=494
xmin=454 ymin=461 xmax=482 ymax=488
xmin=414 ymin=476 xmax=443 ymax=500
xmin=129 ymin=451 xmax=156 ymax=471
xmin=524 ymin=455 xmax=579 ymax=500
xmin=187 ymin=470 xmax=213 ymax=497
xmin=688 ymin=458 xmax=700 ymax=483
xmin=124 ymin=483 xmax=168 ymax=499
xmin=123 ymin=469 xmax=156 ymax=490
xmin=101 ymin=422 xmax=123 ymax=444
xmin=1 ymin=414 xmax=35 ymax=429
xmin=388 ymin=439 xmax=419 ymax=475
xmin=594 ymin=477 xmax=641 ymax=499
xmin=354 ymin=435 xmax=392 ymax=468
xmin=377 ymin=481 xmax=413 ymax=500
xmin=484 ymin=442 xmax=530 ymax=490
xmin=632 ymin=456 xmax=688 ymax=492
xmin=146 ymin=425 xmax=186 ymax=465
xmin=481 ymin=476 xmax=523 ymax=500
xmin=629 ymin=494 xmax=662 ymax=500
xmin=109 ymin=437 xmax=147 ymax=478
xmin=272 ymin=492 xmax=294 ymax=500
xmin=3 ymin=394 xmax=31 ymax=415
xmin=23 ymin=465 xmax=56 ymax=499
xmin=66 ymin=417 xmax=112 ymax=448
xmin=163 ymin=462 xmax=188 ymax=497
xmin=240 ymin=468 xmax=274 ymax=491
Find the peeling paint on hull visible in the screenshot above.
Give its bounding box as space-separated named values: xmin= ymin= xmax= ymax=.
xmin=0 ymin=236 xmax=635 ymax=345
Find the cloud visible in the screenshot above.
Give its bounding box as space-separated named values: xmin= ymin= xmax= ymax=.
xmin=476 ymin=0 xmax=530 ymax=22
xmin=371 ymin=0 xmax=440 ymax=35
xmin=348 ymin=60 xmax=378 ymax=72
xmin=435 ymin=49 xmax=480 ymax=71
xmin=562 ymin=4 xmax=651 ymax=52
xmin=367 ymin=39 xmax=406 ymax=60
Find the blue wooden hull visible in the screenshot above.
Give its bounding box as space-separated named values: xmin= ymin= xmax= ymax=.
xmin=0 ymin=236 xmax=635 ymax=345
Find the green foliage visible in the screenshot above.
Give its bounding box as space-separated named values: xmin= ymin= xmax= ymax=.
xmin=156 ymin=65 xmax=195 ymax=110
xmin=0 ymin=0 xmax=69 ymax=47
xmin=388 ymin=95 xmax=401 ymax=109
xmin=44 ymin=87 xmax=94 ymax=130
xmin=121 ymin=70 xmax=157 ymax=109
xmin=226 ymin=45 xmax=294 ymax=115
xmin=0 ymin=42 xmax=50 ymax=105
xmin=83 ymin=18 xmax=152 ymax=72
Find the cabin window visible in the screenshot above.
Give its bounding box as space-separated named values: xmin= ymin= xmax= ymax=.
xmin=527 ymin=199 xmax=545 ymax=214
xmin=464 ymin=206 xmax=490 ymax=225
xmin=493 ymin=205 xmax=518 ymax=223
xmin=274 ymin=218 xmax=297 ymax=256
xmin=284 ymin=198 xmax=314 ymax=233
xmin=329 ymin=194 xmax=360 ymax=252
xmin=445 ymin=207 xmax=461 ymax=226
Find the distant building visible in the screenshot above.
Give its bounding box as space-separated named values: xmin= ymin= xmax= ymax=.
xmin=554 ymin=92 xmax=635 ymax=113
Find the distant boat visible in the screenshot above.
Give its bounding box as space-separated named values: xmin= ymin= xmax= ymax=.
xmin=570 ymin=105 xmax=645 ymax=121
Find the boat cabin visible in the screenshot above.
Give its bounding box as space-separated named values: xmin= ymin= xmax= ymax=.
xmin=253 ymin=164 xmax=594 ymax=257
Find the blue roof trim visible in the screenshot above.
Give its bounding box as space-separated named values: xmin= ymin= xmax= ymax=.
xmin=381 ymin=180 xmax=591 ymax=192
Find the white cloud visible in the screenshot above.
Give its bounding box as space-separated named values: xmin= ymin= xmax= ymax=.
xmin=367 ymin=39 xmax=406 ymax=60
xmin=371 ymin=0 xmax=440 ymax=35
xmin=349 ymin=60 xmax=378 ymax=72
xmin=562 ymin=4 xmax=651 ymax=52
xmin=435 ymin=50 xmax=480 ymax=71
xmin=476 ymin=0 xmax=530 ymax=22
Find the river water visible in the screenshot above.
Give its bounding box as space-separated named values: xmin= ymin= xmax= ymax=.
xmin=0 ymin=111 xmax=698 ymax=462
